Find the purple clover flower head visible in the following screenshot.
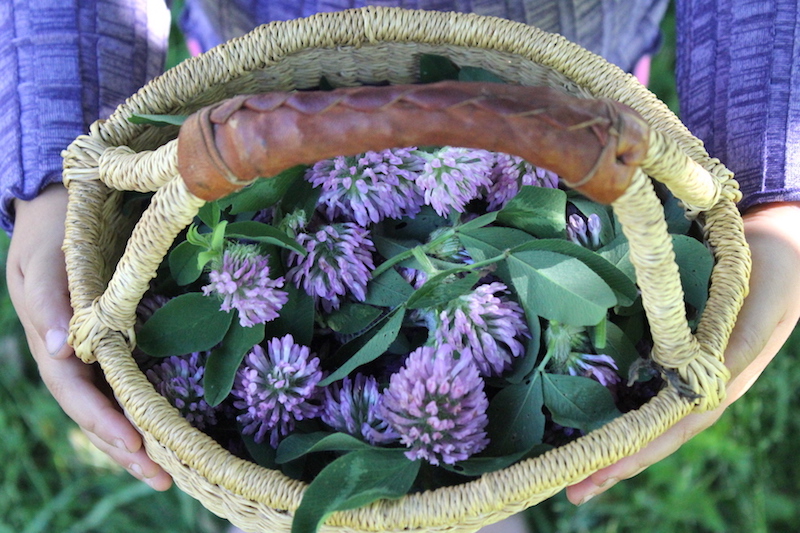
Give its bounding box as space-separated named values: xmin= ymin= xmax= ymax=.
xmin=567 ymin=213 xmax=603 ymax=250
xmin=231 ymin=335 xmax=323 ymax=447
xmin=567 ymin=353 xmax=621 ymax=387
xmin=202 ymin=243 xmax=289 ymax=328
xmin=434 ymin=282 xmax=529 ymax=376
xmin=287 ymin=223 xmax=375 ymax=312
xmin=146 ymin=352 xmax=217 ymax=430
xmin=523 ymin=165 xmax=560 ymax=189
xmin=136 ymin=293 xmax=170 ymax=325
xmin=415 ymin=147 xmax=494 ymax=216
xmin=322 ymin=374 xmax=399 ymax=445
xmin=306 ymin=148 xmax=425 ymax=226
xmin=486 ymin=154 xmax=559 ymax=210
xmin=380 ymin=344 xmax=489 ymax=465
xmin=399 ymin=266 xmax=428 ymax=289
xmin=545 ymin=320 xmax=620 ymax=387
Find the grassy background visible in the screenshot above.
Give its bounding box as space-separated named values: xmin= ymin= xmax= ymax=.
xmin=3 ymin=4 xmax=800 ymax=531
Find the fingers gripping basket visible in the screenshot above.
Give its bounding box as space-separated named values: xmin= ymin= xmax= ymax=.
xmin=62 ymin=7 xmax=751 ymax=533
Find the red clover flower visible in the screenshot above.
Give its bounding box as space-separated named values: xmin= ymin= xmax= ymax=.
xmin=287 ymin=223 xmax=375 ymax=312
xmin=306 ymin=148 xmax=425 ymax=226
xmin=415 ymin=147 xmax=494 ymax=216
xmin=146 ymin=352 xmax=218 ymax=430
xmin=434 ymin=282 xmax=529 ymax=376
xmin=202 ymin=243 xmax=289 ymax=327
xmin=321 ymin=374 xmax=399 ymax=445
xmin=231 ymin=335 xmax=324 ymax=447
xmin=486 ymin=154 xmax=559 ymax=210
xmin=380 ymin=344 xmax=490 ymax=465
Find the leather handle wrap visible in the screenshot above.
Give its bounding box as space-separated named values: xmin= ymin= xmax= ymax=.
xmin=177 ymin=81 xmax=650 ymax=204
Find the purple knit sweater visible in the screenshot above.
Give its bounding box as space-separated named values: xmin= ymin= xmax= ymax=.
xmin=1 ymin=0 xmax=797 ymax=231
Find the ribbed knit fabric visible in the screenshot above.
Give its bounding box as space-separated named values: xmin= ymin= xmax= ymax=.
xmin=676 ymin=0 xmax=800 ymax=212
xmin=0 ymin=0 xmax=170 ymax=231
xmin=180 ymin=0 xmax=667 ymax=72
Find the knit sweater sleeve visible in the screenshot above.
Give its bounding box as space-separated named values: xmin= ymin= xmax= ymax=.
xmin=0 ymin=0 xmax=171 ymax=233
xmin=676 ymin=0 xmax=800 ymax=212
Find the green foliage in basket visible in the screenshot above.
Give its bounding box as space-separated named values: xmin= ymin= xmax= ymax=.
xmin=131 ymin=56 xmax=713 ymax=533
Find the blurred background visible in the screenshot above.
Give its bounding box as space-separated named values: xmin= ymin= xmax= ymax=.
xmin=3 ymin=3 xmax=799 ymax=532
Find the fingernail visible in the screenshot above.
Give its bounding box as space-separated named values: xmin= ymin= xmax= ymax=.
xmin=45 ymin=328 xmax=68 ymax=357
xmin=130 ymin=463 xmax=144 ymax=477
xmin=114 ymin=438 xmax=131 ymax=453
xmin=578 ymin=493 xmax=596 ymax=506
xmin=600 ymin=477 xmax=618 ymax=488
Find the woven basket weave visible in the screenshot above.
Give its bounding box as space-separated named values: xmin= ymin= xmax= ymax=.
xmin=62 ymin=7 xmax=751 ymax=533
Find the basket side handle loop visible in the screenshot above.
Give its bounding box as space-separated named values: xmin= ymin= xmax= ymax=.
xmin=640 ymin=129 xmax=731 ymax=212
xmin=175 ymin=81 xmax=650 ymax=204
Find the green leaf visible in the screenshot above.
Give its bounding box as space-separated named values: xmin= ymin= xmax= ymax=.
xmin=320 ymin=307 xmax=405 ymax=386
xmin=457 ymin=65 xmax=506 ymax=83
xmin=186 ymin=224 xmax=208 ymax=247
xmin=457 ymin=226 xmax=535 ymax=281
xmin=597 ymin=235 xmax=636 ymax=283
xmin=278 ymin=174 xmax=321 ymax=220
xmin=672 ymin=235 xmax=713 ymax=313
xmin=507 ymin=248 xmax=617 ymax=326
xmin=209 ymin=220 xmax=228 ymax=252
xmin=220 ymin=165 xmax=306 ymax=214
xmin=325 ymin=303 xmax=383 ymax=335
xmin=127 ymin=113 xmax=188 ymax=127
xmin=225 ymin=220 xmax=306 ymax=255
xmin=542 ymin=373 xmax=621 ymax=433
xmin=512 ymin=239 xmax=638 ymax=307
xmin=203 ymin=320 xmax=265 ymax=406
xmin=291 ymin=449 xmax=419 ymax=533
xmin=197 ymin=202 xmax=221 ymax=229
xmin=604 ymin=321 xmax=641 ymax=378
xmin=457 ymin=212 xmax=498 ymax=232
xmin=168 ymin=241 xmax=204 ymax=286
xmin=483 ymin=373 xmax=545 ymax=456
xmin=458 ymin=226 xmax=535 ymax=256
xmin=276 ymin=432 xmax=373 ymax=464
xmin=364 ymin=268 xmax=414 ymax=308
xmin=460 ymin=227 xmax=618 ymax=324
xmin=266 ymin=282 xmax=315 ymax=346
xmin=372 ymin=235 xmax=420 ymax=267
xmin=136 ymin=293 xmax=233 ymax=357
xmin=240 ymin=430 xmax=278 ymax=469
xmin=440 ymin=451 xmax=527 ymax=476
xmin=660 ymin=187 xmax=693 ymax=235
xmin=378 ymin=206 xmax=450 ymax=242
xmin=418 ymin=54 xmax=460 ymax=83
xmin=503 ymin=314 xmax=541 ymax=384
xmin=406 ymin=271 xmax=480 ymax=309
xmin=497 ymin=186 xmax=567 ymax=238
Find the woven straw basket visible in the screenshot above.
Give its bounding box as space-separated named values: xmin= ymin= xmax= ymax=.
xmin=62 ymin=7 xmax=751 ymax=533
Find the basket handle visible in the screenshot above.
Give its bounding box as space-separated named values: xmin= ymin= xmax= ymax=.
xmin=176 ymin=81 xmax=650 ymax=204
